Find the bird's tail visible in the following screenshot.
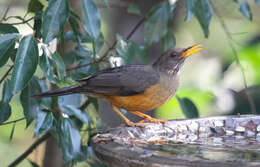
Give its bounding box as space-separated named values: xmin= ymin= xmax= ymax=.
xmin=31 ymin=84 xmax=82 ymax=98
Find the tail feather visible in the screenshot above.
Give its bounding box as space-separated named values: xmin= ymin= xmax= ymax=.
xmin=31 ymin=84 xmax=81 ymax=98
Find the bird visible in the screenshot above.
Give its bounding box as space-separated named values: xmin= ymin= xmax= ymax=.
xmin=33 ymin=44 xmax=202 ymax=126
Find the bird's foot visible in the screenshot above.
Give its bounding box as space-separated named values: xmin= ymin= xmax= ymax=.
xmin=139 ymin=118 xmax=167 ymax=124
xmin=120 ymin=121 xmax=146 ymax=127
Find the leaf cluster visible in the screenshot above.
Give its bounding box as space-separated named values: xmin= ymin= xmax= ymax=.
xmin=0 ymin=0 xmax=258 ymax=165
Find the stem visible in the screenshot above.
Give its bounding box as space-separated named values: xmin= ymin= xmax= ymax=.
xmin=0 ymin=117 xmax=25 ymax=126
xmin=8 ymin=133 xmax=51 ymax=167
xmin=211 ymin=1 xmax=256 ymax=114
xmin=66 ymin=16 xmax=146 ymax=72
xmin=0 ymin=65 xmax=13 ymax=84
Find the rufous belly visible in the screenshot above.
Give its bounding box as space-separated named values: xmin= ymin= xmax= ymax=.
xmin=105 ymin=83 xmax=176 ymax=111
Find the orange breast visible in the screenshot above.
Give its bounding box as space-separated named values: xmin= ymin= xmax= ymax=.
xmin=105 ymin=83 xmax=176 ymax=111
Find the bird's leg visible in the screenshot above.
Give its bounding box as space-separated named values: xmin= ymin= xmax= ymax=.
xmin=111 ymin=105 xmax=145 ymax=127
xmin=128 ymin=111 xmax=167 ymax=123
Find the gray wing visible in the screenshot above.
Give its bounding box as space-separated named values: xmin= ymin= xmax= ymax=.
xmin=77 ymin=65 xmax=160 ymax=96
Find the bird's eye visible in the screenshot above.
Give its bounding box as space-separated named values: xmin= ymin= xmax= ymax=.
xmin=171 ymin=53 xmax=177 ymax=57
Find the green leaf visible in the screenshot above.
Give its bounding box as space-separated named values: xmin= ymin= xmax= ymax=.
xmin=10 ymin=35 xmax=38 ymax=95
xmin=28 ymin=0 xmax=44 ymax=13
xmin=144 ymin=2 xmax=173 ymax=46
xmin=0 ymin=33 xmax=19 ymax=67
xmin=51 ymin=52 xmax=66 ymax=80
xmin=185 ymin=0 xmax=195 ymax=21
xmin=33 ymin=12 xmax=42 ymax=39
xmin=38 ymin=80 xmax=52 ymax=110
xmin=0 ymin=24 xmax=19 ymax=34
xmin=233 ymin=0 xmax=239 ymax=3
xmin=42 ymin=0 xmax=69 ymax=43
xmin=69 ymin=10 xmax=81 ymax=38
xmin=58 ymin=94 xmax=83 ymax=108
xmin=194 ymin=0 xmax=212 ymax=38
xmin=161 ymin=30 xmax=176 ymax=52
xmin=20 ymin=77 xmax=42 ymax=127
xmin=9 ymin=122 xmax=16 ymax=141
xmin=239 ymin=1 xmax=252 ymax=20
xmin=176 ymin=96 xmax=199 ymax=118
xmin=57 ymin=119 xmax=81 ymax=163
xmin=0 ymin=102 xmax=11 ymax=123
xmin=62 ymin=105 xmax=89 ymax=125
xmin=127 ymin=4 xmax=142 ymax=15
xmin=81 ymin=0 xmax=101 ymax=39
xmin=2 ymin=80 xmax=13 ymax=103
xmin=40 ymin=47 xmax=58 ymax=83
xmin=116 ymin=35 xmax=145 ymax=64
xmin=64 ymin=31 xmax=91 ymax=43
xmin=34 ymin=111 xmax=54 ymax=136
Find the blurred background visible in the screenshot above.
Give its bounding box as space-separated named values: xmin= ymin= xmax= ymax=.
xmin=0 ymin=0 xmax=260 ymax=166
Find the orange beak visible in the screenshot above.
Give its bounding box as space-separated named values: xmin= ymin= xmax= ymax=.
xmin=181 ymin=44 xmax=203 ymax=58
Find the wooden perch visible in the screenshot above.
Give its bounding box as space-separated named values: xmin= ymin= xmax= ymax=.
xmin=92 ymin=115 xmax=260 ymax=167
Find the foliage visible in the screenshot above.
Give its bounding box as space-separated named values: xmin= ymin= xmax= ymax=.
xmin=0 ymin=0 xmax=258 ymax=166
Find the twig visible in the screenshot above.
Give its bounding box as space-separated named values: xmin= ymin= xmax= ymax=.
xmin=8 ymin=133 xmax=51 ymax=167
xmin=0 ymin=0 xmax=16 ymax=22
xmin=66 ymin=16 xmax=146 ymax=72
xmin=0 ymin=117 xmax=25 ymax=126
xmin=0 ymin=65 xmax=13 ymax=84
xmin=211 ymin=1 xmax=256 ymax=114
xmin=11 ymin=17 xmax=34 ymax=25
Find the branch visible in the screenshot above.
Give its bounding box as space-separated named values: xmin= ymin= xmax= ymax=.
xmin=0 ymin=117 xmax=25 ymax=126
xmin=8 ymin=133 xmax=51 ymax=167
xmin=211 ymin=1 xmax=256 ymax=114
xmin=0 ymin=65 xmax=13 ymax=84
xmin=0 ymin=0 xmax=15 ymax=22
xmin=66 ymin=16 xmax=146 ymax=72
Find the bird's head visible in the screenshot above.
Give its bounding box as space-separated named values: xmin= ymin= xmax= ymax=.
xmin=153 ymin=44 xmax=203 ymax=75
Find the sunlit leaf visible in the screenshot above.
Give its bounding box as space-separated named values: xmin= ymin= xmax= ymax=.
xmin=9 ymin=122 xmax=16 ymax=141
xmin=0 ymin=33 xmax=19 ymax=67
xmin=144 ymin=2 xmax=173 ymax=46
xmin=51 ymin=52 xmax=66 ymax=80
xmin=81 ymin=0 xmax=101 ymax=39
xmin=0 ymin=24 xmax=19 ymax=34
xmin=239 ymin=1 xmax=252 ymax=20
xmin=116 ymin=35 xmax=145 ymax=64
xmin=10 ymin=35 xmax=38 ymax=94
xmin=42 ymin=0 xmax=69 ymax=43
xmin=20 ymin=77 xmax=42 ymax=127
xmin=177 ymin=96 xmax=199 ymax=118
xmin=161 ymin=30 xmax=176 ymax=52
xmin=194 ymin=0 xmax=212 ymax=38
xmin=40 ymin=47 xmax=58 ymax=83
xmin=185 ymin=0 xmax=195 ymax=21
xmin=28 ymin=0 xmax=44 ymax=13
xmin=34 ymin=111 xmax=54 ymax=136
xmin=56 ymin=119 xmax=81 ymax=163
xmin=127 ymin=4 xmax=141 ymax=15
xmin=0 ymin=102 xmax=11 ymax=123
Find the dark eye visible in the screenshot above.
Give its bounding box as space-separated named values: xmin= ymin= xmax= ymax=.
xmin=171 ymin=52 xmax=177 ymax=57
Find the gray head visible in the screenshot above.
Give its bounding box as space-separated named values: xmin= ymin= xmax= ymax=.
xmin=152 ymin=44 xmax=202 ymax=75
